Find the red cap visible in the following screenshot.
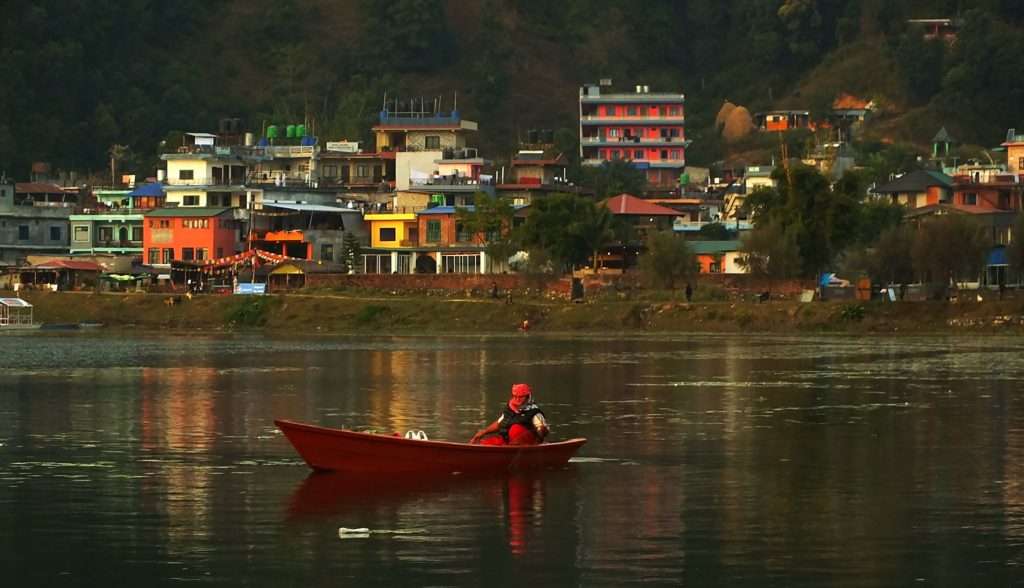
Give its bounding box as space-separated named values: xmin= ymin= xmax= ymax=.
xmin=511 ymin=383 xmax=532 ymax=398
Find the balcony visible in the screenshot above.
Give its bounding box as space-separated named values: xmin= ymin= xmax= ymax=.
xmin=580 ymin=114 xmax=685 ymax=125
xmin=260 ymin=145 xmax=316 ymax=158
xmin=581 ymin=136 xmax=686 ymax=146
xmin=94 ymin=240 xmax=143 ymax=248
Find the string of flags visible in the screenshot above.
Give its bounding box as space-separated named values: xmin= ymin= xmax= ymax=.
xmin=173 ymin=249 xmax=298 ymax=275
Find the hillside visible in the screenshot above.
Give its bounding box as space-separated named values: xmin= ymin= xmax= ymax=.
xmin=1 ymin=0 xmax=1022 ymax=180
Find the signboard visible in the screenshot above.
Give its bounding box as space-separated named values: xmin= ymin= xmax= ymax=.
xmin=235 ymin=283 xmax=267 ymax=295
xmin=326 ymin=141 xmax=360 ymax=153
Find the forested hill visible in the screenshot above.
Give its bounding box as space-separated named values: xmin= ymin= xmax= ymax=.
xmin=2 ymin=0 xmax=1023 ymax=180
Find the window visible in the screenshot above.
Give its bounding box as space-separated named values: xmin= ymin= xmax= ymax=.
xmin=73 ymin=226 xmax=89 ymax=242
xmin=634 ymin=150 xmax=644 ymax=160
xmin=162 ymin=248 xmax=174 ymax=263
xmin=357 ymin=165 xmax=369 ymax=178
xmin=426 ymin=220 xmax=441 ymax=242
xmin=197 ymin=248 xmax=208 ymax=261
xmin=609 ymin=128 xmax=619 ymax=138
xmin=99 ymin=227 xmax=113 ymax=242
xmin=182 ymin=248 xmax=195 ymax=261
xmin=1017 ymin=157 xmax=1023 ymax=170
xmin=18 ymin=225 xmax=29 ymax=240
xmin=424 ymin=135 xmax=441 ymax=149
xmin=456 ymin=223 xmax=471 ymax=242
xmin=965 ymin=193 xmax=978 ymax=206
xmin=660 ymin=150 xmax=669 ymax=160
xmin=323 ymin=164 xmax=338 ymax=178
xmin=671 ymin=150 xmax=681 ymax=160
xmin=50 ymin=226 xmax=61 ymax=241
xmin=216 ymin=247 xmax=224 ymax=259
xmin=132 ymin=227 xmax=143 ymax=242
xmin=160 ymin=220 xmax=170 ymax=228
xmin=611 ymin=150 xmax=621 ymax=160
xmin=148 ymin=249 xmax=160 ymax=264
xmin=379 ymin=227 xmax=396 ymax=242
xmin=362 ymin=253 xmax=392 ymax=274
xmin=183 ymin=195 xmax=200 ymax=206
xmin=179 ymin=169 xmax=194 ymax=180
xmin=627 ymin=106 xmax=637 ymax=116
xmin=604 ymin=106 xmax=616 ymax=116
xmin=441 ymin=253 xmax=480 ymax=274
xmin=321 ymin=244 xmax=334 ymax=261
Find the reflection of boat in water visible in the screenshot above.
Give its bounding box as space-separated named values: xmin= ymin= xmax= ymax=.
xmin=275 ymin=419 xmax=586 ymax=475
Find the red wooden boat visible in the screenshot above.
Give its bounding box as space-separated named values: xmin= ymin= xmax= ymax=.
xmin=275 ymin=419 xmax=587 ymax=475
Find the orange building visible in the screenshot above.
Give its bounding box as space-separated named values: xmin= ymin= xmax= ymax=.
xmin=143 ymin=207 xmax=238 ymax=265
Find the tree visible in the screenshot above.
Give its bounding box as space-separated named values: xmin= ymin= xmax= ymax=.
xmin=340 ymin=231 xmax=362 ymax=274
xmin=638 ymin=230 xmax=697 ymax=291
xmin=580 ymin=160 xmax=647 ymax=199
xmin=518 ymin=193 xmax=611 ymax=273
xmin=456 ymin=193 xmax=519 ymax=273
xmin=910 ymin=214 xmax=989 ymax=298
xmin=738 ymin=219 xmax=803 ymax=293
xmin=864 ymin=224 xmax=915 ymax=287
xmin=697 ymin=222 xmax=732 ymax=241
xmin=1008 ymin=213 xmax=1024 ymax=283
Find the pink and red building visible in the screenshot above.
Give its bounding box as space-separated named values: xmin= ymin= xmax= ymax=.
xmin=579 ymin=83 xmax=687 ymax=193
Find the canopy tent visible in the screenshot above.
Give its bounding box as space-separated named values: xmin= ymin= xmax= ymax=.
xmin=0 ymin=297 xmax=33 ymax=327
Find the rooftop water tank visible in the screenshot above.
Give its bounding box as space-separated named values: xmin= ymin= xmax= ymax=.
xmin=286 ymin=125 xmax=296 ymax=139
xmin=267 ymin=125 xmax=279 ymax=139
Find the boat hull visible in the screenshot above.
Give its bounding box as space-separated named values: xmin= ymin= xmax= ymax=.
xmin=275 ymin=419 xmax=587 ymax=474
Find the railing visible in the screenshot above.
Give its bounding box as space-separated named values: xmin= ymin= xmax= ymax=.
xmin=581 ymin=136 xmax=685 ymax=144
xmin=580 ymin=114 xmax=685 ymax=123
xmin=409 ymin=176 xmax=495 ymax=187
xmin=260 ymin=145 xmax=316 ymax=157
xmin=95 ymin=240 xmax=142 ymax=248
xmin=378 ymin=112 xmax=460 ymax=126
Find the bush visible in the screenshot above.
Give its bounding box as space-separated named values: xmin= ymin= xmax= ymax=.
xmin=354 ymin=304 xmax=388 ymax=325
xmin=839 ymin=304 xmax=865 ymax=322
xmin=226 ymin=297 xmax=272 ymax=326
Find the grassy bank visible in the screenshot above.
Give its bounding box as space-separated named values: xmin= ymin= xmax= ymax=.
xmin=11 ymin=291 xmax=1024 ymax=334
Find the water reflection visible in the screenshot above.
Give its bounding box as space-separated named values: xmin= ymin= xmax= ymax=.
xmin=2 ymin=333 xmax=1024 ymax=585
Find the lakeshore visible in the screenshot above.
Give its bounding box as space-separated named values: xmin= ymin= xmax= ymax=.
xmin=10 ymin=290 xmax=1024 ymax=334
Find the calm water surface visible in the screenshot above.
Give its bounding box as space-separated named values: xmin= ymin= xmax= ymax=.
xmin=1 ymin=332 xmax=1023 ymax=586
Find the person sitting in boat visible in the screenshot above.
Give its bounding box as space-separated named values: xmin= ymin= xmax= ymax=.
xmin=470 ymin=383 xmax=549 ymax=445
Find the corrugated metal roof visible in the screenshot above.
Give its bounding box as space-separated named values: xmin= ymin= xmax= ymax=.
xmin=690 ymin=240 xmax=742 ymax=254
xmin=264 ymin=203 xmax=361 ymax=213
xmin=602 ymin=194 xmax=680 ymax=216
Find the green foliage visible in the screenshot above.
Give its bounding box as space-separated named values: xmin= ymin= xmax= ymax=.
xmin=638 ymin=230 xmax=697 ymax=291
xmin=580 ymin=160 xmax=647 ymax=199
xmin=891 ymin=33 xmax=945 ymax=105
xmin=226 ymin=297 xmax=272 ymax=327
xmin=745 ymin=165 xmax=861 ymax=276
xmin=517 ymin=193 xmax=616 ymax=273
xmin=697 ymin=222 xmax=732 ymax=241
xmin=839 ymin=304 xmax=865 ymax=322
xmin=354 ymin=304 xmax=388 ymax=325
xmin=456 ymin=193 xmax=519 ymax=271
xmin=1008 ymin=214 xmax=1024 ymax=278
xmin=341 ymin=232 xmax=362 ymax=274
xmin=739 ymin=218 xmax=803 ymax=284
xmin=910 ymin=215 xmax=989 ymax=294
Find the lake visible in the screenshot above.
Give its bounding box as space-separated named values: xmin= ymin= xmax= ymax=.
xmin=1 ymin=332 xmax=1023 ymax=586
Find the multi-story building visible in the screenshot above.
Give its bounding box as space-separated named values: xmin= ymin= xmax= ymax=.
xmin=161 ymin=132 xmax=261 ymax=210
xmin=68 ymin=212 xmax=144 ymax=257
xmin=372 ymin=102 xmax=479 ymax=191
xmin=579 ymin=83 xmax=687 ymax=193
xmin=0 ymin=181 xmax=80 ymax=264
xmin=1003 ymin=128 xmax=1024 ymax=176
xmin=142 ymin=207 xmax=239 ymax=266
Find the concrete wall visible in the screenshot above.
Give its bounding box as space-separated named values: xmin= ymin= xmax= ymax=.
xmin=396 ymin=151 xmax=442 ymax=190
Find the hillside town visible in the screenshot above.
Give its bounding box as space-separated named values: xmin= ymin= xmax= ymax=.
xmin=1 ymin=78 xmax=1022 ymax=305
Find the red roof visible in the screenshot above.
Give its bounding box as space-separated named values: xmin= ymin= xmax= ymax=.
xmin=602 ymin=193 xmax=681 ymax=216
xmin=16 ymin=182 xmax=65 ymax=194
xmin=31 ymin=260 xmax=104 ymax=271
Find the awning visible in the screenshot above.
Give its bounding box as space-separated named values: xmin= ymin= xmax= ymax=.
xmin=988 ymin=247 xmax=1008 ymax=266
xmin=128 ymin=182 xmax=166 ymax=197
xmin=264 ymin=202 xmax=359 ymax=213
